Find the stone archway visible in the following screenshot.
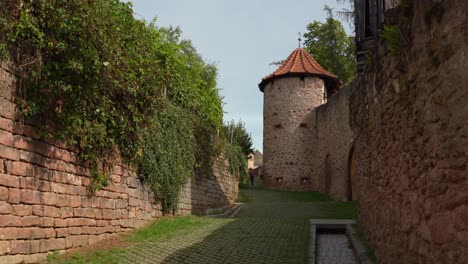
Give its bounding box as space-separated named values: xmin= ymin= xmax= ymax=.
xmin=347 ymin=144 xmax=357 ymax=201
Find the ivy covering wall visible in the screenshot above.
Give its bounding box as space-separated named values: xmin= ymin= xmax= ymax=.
xmin=0 ymin=0 xmax=250 ymax=214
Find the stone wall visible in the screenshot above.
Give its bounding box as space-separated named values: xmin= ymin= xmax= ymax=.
xmin=0 ymin=62 xmax=239 ymax=263
xmin=179 ymin=157 xmax=239 ymax=216
xmin=315 ymin=85 xmax=354 ymax=200
xmin=262 ymin=76 xmax=325 ymax=190
xmin=350 ymin=1 xmax=468 ymax=263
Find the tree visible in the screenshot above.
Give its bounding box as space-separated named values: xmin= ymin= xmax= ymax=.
xmin=223 ymin=120 xmax=253 ymax=157
xmin=303 ymin=6 xmax=356 ymax=84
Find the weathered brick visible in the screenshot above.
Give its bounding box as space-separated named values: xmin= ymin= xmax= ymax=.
xmin=41 ymin=217 xmax=55 ymax=227
xmin=0 ymin=241 xmax=10 ymax=256
xmin=41 ymin=192 xmax=57 ymax=206
xmin=5 ymin=161 xmax=30 ymax=176
xmin=23 ymin=253 xmax=48 ymax=263
xmin=67 ymin=173 xmax=82 ymax=186
xmin=65 ymin=237 xmax=73 ymax=249
xmin=0 ymin=143 xmax=19 ymax=161
xmin=81 ymin=177 xmax=90 ymax=187
xmin=0 ymin=186 xmax=7 ymax=201
xmin=18 ymin=149 xmax=46 ymax=167
xmin=39 ymin=238 xmax=66 ymax=252
xmin=128 ymin=197 xmax=141 ymax=207
xmin=0 ymin=159 xmax=3 ymax=173
xmin=60 ymin=207 xmax=74 ymax=218
xmin=0 ymin=254 xmax=24 ymax=264
xmin=102 ymin=209 xmax=118 ymax=220
xmin=73 ymin=207 xmax=85 ymax=217
xmin=18 ymin=124 xmax=40 ymax=140
xmin=68 ymin=218 xmax=87 ymax=227
xmin=21 ymin=215 xmax=41 ymax=227
xmin=96 ymin=220 xmax=109 ymax=227
xmin=10 ymin=240 xmax=31 ymax=254
xmin=0 ymin=130 xmax=14 ymax=148
xmin=20 ymin=189 xmax=42 ymax=204
xmin=32 ymin=205 xmax=61 ymax=218
xmin=8 ymin=188 xmax=20 ymax=204
xmin=72 ymin=235 xmax=88 ymax=247
xmin=128 ymin=177 xmax=140 ymax=188
xmin=55 ymin=194 xmax=69 ymax=207
xmin=56 ymin=228 xmax=69 ymax=237
xmin=68 ymin=227 xmax=82 ymax=235
xmin=0 ymin=77 xmax=14 ymax=100
xmin=0 ymin=173 xmax=19 ymax=188
xmin=12 ymin=204 xmax=33 ymax=216
xmin=100 ymin=198 xmax=116 ymax=209
xmin=36 ymin=180 xmax=52 ymax=192
xmin=54 ymin=218 xmax=68 ymax=228
xmin=81 ymin=226 xmax=98 ymax=235
xmin=19 ymin=177 xmax=39 ymax=189
xmin=13 ymin=135 xmax=39 ymax=154
xmin=64 ymin=185 xmax=83 ymax=195
xmin=83 ymin=208 xmax=96 ymax=218
xmin=39 ymin=228 xmax=56 ymax=239
xmin=115 ymin=199 xmax=128 ymax=209
xmin=0 ymin=117 xmax=14 ymax=132
xmin=0 ymin=201 xmax=12 ymax=214
xmin=0 ymin=227 xmax=32 ymax=240
xmin=69 ymin=195 xmax=82 ymax=208
xmin=28 ymin=240 xmax=40 ymax=254
xmin=0 ymin=215 xmax=20 ymax=227
xmin=50 ymin=182 xmax=65 ymax=194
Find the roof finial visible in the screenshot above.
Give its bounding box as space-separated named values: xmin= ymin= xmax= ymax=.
xmin=298 ymin=32 xmax=302 ymax=48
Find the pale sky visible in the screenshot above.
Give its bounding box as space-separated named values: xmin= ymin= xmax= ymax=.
xmin=128 ymin=0 xmax=352 ymax=152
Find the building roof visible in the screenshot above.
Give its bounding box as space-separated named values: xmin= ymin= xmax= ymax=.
xmin=258 ymin=48 xmax=341 ymax=92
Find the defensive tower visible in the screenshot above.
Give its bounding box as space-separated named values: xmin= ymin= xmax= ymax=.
xmin=259 ymin=48 xmax=340 ymax=190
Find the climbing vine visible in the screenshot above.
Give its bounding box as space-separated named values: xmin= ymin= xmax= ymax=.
xmin=0 ymin=0 xmax=247 ymax=213
xmin=137 ymin=102 xmax=196 ymax=214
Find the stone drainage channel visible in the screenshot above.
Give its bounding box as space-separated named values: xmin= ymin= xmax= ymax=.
xmin=309 ymin=219 xmax=373 ymax=264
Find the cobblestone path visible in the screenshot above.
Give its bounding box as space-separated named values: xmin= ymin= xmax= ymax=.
xmin=113 ymin=188 xmax=356 ymax=264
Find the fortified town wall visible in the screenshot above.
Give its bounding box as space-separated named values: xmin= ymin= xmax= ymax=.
xmin=0 ymin=62 xmax=238 ymax=263
xmin=350 ymin=1 xmax=468 ymax=263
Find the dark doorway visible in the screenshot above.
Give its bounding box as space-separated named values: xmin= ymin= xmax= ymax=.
xmin=324 ymin=154 xmax=331 ymax=194
xmin=347 ymin=144 xmax=357 ymax=201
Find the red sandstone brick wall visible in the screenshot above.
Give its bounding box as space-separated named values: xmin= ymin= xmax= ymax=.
xmin=0 ymin=62 xmax=238 ymax=263
xmin=351 ymin=1 xmax=468 ymax=263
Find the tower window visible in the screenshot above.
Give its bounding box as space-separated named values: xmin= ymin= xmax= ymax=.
xmin=300 ymin=123 xmax=308 ymax=128
xmin=274 ymin=124 xmax=282 ymax=129
xmin=301 ymin=177 xmax=311 ymax=184
xmin=324 ymin=88 xmax=328 ymax=103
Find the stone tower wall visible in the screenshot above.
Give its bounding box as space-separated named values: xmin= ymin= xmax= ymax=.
xmin=262 ymin=76 xmax=324 ymax=190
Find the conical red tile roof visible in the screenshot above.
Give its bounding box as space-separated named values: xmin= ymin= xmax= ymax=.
xmin=259 ymin=48 xmax=341 ymax=92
